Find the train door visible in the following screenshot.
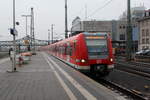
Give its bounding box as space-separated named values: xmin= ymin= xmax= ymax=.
xmin=66 ymin=42 xmax=70 ymax=62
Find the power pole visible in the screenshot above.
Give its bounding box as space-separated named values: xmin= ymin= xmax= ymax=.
xmin=32 ymin=8 xmax=36 ymax=53
xmin=22 ymin=15 xmax=31 ymax=52
xmin=30 ymin=8 xmax=33 ymax=49
xmin=48 ymin=29 xmax=50 ymax=44
xmin=51 ymin=24 xmax=54 ymax=44
xmin=22 ymin=15 xmax=31 ymax=36
xmin=126 ymin=0 xmax=133 ymax=61
xmin=30 ymin=7 xmax=35 ymax=53
xmin=12 ymin=0 xmax=16 ymax=72
xmin=65 ymin=0 xmax=68 ymax=38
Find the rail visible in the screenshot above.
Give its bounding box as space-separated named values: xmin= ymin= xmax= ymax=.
xmin=115 ymin=62 xmax=150 ymax=79
xmin=86 ymin=73 xmax=148 ymax=100
xmin=100 ymin=79 xmax=148 ymax=100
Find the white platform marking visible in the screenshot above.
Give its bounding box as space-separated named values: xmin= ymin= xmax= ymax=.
xmin=45 ymin=53 xmax=97 ymax=100
xmin=43 ymin=53 xmax=77 ymax=100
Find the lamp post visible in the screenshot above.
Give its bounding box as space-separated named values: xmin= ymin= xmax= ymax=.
xmin=12 ymin=0 xmax=16 ymax=72
xmin=65 ymin=0 xmax=68 ymax=39
xmin=21 ymin=15 xmax=31 ymax=36
xmin=48 ymin=29 xmax=50 ymax=44
xmin=10 ymin=0 xmax=19 ymax=72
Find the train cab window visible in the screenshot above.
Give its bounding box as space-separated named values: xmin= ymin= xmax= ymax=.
xmin=85 ymin=37 xmax=108 ymax=59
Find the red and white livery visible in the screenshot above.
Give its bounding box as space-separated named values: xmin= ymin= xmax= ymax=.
xmin=43 ymin=32 xmax=114 ymax=76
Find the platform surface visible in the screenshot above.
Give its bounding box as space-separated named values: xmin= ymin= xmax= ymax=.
xmin=0 ymin=52 xmax=126 ymax=100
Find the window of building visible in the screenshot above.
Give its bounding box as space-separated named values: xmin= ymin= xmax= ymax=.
xmin=123 ymin=26 xmax=125 ymax=29
xmin=132 ymin=25 xmax=136 ymax=28
xmin=142 ymin=29 xmax=145 ymax=36
xmin=146 ymin=21 xmax=148 ymax=26
xmin=120 ymin=34 xmax=125 ymax=40
xmin=142 ymin=38 xmax=145 ymax=44
xmin=119 ymin=26 xmax=122 ymax=29
xmin=142 ymin=46 xmax=145 ymax=49
xmin=144 ymin=21 xmax=146 ymax=26
xmin=146 ymin=38 xmax=149 ymax=44
xmin=146 ymin=29 xmax=149 ymax=36
xmin=147 ymin=46 xmax=149 ymax=49
xmin=142 ymin=22 xmax=144 ymax=26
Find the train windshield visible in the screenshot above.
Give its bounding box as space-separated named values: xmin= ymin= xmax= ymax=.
xmin=85 ymin=36 xmax=108 ymax=59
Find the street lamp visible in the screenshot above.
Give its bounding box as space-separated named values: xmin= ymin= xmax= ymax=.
xmin=65 ymin=0 xmax=68 ymax=39
xmin=12 ymin=0 xmax=17 ymax=72
xmin=9 ymin=0 xmax=19 ymax=72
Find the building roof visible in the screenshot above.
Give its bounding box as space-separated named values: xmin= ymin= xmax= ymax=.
xmin=138 ymin=16 xmax=150 ymax=22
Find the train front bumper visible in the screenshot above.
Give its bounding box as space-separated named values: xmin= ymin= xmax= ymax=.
xmin=107 ymin=64 xmax=114 ymax=70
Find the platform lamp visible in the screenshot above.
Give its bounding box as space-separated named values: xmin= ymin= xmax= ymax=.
xmin=8 ymin=0 xmax=18 ymax=72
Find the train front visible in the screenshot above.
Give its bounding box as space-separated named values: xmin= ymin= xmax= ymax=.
xmin=84 ymin=32 xmax=114 ymax=76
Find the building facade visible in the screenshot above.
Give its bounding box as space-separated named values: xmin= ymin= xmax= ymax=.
xmin=115 ymin=6 xmax=145 ymax=52
xmin=71 ymin=6 xmax=146 ymax=53
xmin=138 ymin=9 xmax=150 ymax=50
xmin=71 ymin=17 xmax=115 ymax=40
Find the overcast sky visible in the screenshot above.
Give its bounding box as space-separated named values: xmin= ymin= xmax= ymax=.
xmin=0 ymin=0 xmax=150 ymax=41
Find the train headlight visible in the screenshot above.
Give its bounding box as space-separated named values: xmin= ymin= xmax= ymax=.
xmin=110 ymin=58 xmax=113 ymax=62
xmin=81 ymin=59 xmax=86 ymax=63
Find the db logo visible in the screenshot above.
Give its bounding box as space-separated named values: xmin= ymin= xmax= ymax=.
xmin=96 ymin=60 xmax=102 ymax=64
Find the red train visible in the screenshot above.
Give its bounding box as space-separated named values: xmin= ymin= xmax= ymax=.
xmin=43 ymin=32 xmax=114 ymax=76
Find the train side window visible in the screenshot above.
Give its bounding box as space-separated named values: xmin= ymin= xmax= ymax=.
xmin=62 ymin=46 xmax=65 ymax=54
xmin=73 ymin=42 xmax=76 ymax=51
xmin=66 ymin=43 xmax=70 ymax=55
xmin=66 ymin=46 xmax=70 ymax=55
xmin=66 ymin=45 xmax=72 ymax=56
xmin=58 ymin=46 xmax=60 ymax=53
xmin=70 ymin=46 xmax=73 ymax=56
xmin=60 ymin=46 xmax=64 ymax=54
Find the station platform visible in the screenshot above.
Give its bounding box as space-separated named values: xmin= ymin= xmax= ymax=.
xmin=0 ymin=52 xmax=125 ymax=100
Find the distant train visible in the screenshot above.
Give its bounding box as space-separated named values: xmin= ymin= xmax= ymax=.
xmin=42 ymin=32 xmax=114 ymax=76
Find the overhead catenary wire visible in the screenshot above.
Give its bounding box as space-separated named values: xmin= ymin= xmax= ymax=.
xmin=87 ymin=0 xmax=114 ymax=18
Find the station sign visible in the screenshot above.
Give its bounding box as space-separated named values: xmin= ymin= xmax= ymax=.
xmin=10 ymin=28 xmax=18 ymax=36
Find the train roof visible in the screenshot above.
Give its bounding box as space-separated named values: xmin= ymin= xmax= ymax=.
xmin=50 ymin=32 xmax=110 ymax=46
xmin=83 ymin=32 xmax=109 ymax=36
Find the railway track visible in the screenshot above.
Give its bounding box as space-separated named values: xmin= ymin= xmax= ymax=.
xmin=87 ymin=74 xmax=149 ymax=100
xmin=115 ymin=57 xmax=150 ymax=78
xmin=51 ymin=53 xmax=150 ymax=100
xmin=115 ymin=56 xmax=150 ymax=68
xmin=100 ymin=78 xmax=148 ymax=100
xmin=115 ymin=60 xmax=150 ymax=79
